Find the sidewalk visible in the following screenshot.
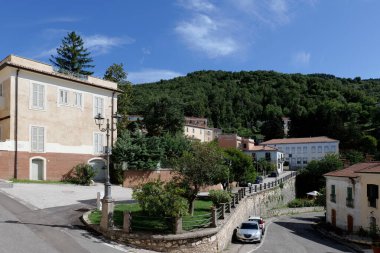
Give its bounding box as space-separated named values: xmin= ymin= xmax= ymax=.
xmin=0 ymin=182 xmax=133 ymax=210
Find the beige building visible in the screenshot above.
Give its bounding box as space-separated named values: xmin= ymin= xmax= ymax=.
xmin=0 ymin=55 xmax=119 ymax=181
xmin=324 ymin=162 xmax=380 ymax=233
xmin=184 ymin=117 xmax=221 ymax=142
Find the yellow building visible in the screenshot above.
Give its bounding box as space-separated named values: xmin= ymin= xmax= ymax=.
xmin=0 ymin=55 xmax=119 ymax=181
xmin=184 ymin=117 xmax=221 ymax=142
xmin=325 ymin=162 xmax=380 ymax=233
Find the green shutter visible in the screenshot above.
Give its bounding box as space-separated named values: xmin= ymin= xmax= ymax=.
xmin=347 ymin=187 xmax=352 ymax=200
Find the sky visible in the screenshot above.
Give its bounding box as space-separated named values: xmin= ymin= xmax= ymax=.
xmin=1 ymin=0 xmax=380 ymax=84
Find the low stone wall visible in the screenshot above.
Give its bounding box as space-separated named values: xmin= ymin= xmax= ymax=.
xmin=85 ymin=173 xmax=300 ymax=252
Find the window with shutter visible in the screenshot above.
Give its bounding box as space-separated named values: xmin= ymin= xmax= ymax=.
xmin=94 ymin=133 xmax=104 ymax=154
xmin=31 ymin=126 xmax=44 ymax=152
xmin=31 ymin=83 xmax=45 ymax=109
xmin=367 ymin=184 xmax=379 ymax=208
xmin=94 ymin=96 xmax=104 ymax=117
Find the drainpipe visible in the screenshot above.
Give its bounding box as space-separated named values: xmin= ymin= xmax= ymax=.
xmin=14 ymin=69 xmax=19 ymax=179
xmin=111 ymin=91 xmax=116 ymax=148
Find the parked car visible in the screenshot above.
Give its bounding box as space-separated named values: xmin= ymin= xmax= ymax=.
xmin=248 ymin=216 xmax=266 ymax=234
xmin=254 ymin=176 xmax=263 ymax=184
xmin=235 ymin=221 xmax=262 ymax=243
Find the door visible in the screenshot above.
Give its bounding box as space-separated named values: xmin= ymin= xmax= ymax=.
xmin=31 ymin=159 xmax=43 ymax=180
xmin=347 ymin=215 xmax=353 ymax=233
xmin=331 ymin=209 xmax=336 ymax=227
xmin=89 ymin=159 xmax=106 ymax=182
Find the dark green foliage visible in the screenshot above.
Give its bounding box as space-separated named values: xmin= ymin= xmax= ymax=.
xmin=63 ymin=163 xmax=95 ymax=185
xmin=314 ymin=187 xmax=326 ymax=207
xmin=223 ymin=148 xmax=256 ymax=184
xmin=128 ymin=70 xmax=380 ymax=149
xmin=287 ymin=198 xmax=316 ymax=208
xmin=344 ymin=150 xmax=365 ymax=165
xmin=110 ymin=163 xmax=124 ymax=185
xmin=50 ymin=31 xmax=94 ymax=76
xmin=103 ymin=63 xmax=127 ymax=83
xmin=208 ymin=190 xmax=232 ymax=206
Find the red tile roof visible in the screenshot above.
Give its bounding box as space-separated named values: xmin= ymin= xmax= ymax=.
xmin=261 ymin=136 xmax=338 ymax=145
xmin=324 ymin=162 xmax=380 ymax=177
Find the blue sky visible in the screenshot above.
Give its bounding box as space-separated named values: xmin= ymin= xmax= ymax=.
xmin=1 ymin=0 xmax=380 ymax=84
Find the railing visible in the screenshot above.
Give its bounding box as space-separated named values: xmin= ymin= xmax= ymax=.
xmin=182 ymin=213 xmax=212 ymax=231
xmin=346 ymin=198 xmax=354 ymax=208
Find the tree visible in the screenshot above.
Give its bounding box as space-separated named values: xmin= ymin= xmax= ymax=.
xmin=172 ymin=142 xmax=228 ymax=215
xmin=223 ymin=148 xmax=256 ymax=184
xmin=143 ymin=96 xmax=184 ymax=136
xmin=104 ymin=63 xmax=127 ymax=83
xmin=50 ymin=31 xmax=94 ymax=76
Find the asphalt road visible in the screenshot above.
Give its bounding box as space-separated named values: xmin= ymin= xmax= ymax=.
xmin=226 ymin=212 xmax=355 ymax=253
xmin=0 ymin=192 xmax=154 ymax=253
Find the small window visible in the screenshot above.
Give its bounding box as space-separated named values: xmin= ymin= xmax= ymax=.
xmin=94 ymin=133 xmax=104 ymax=154
xmin=303 ymin=146 xmax=307 ymax=154
xmin=297 ymin=147 xmax=301 ymax=154
xmin=311 ymin=146 xmax=316 ymax=153
xmin=0 ymin=82 xmax=3 ymax=97
xmin=318 ymin=146 xmax=322 ymax=153
xmin=31 ymin=126 xmax=45 ymax=152
xmin=367 ymin=184 xmax=379 ymax=208
xmin=285 ymin=147 xmax=290 ymax=153
xmin=303 ymin=157 xmax=308 ymax=164
xmin=265 ymin=152 xmax=271 ymax=161
xmin=297 ymin=157 xmax=301 ymax=164
xmin=330 ymin=145 xmax=336 ymax=152
xmin=208 ymin=130 xmax=211 ymax=135
xmin=74 ymin=92 xmax=83 ymax=107
xmin=94 ymin=96 xmax=104 ymax=117
xmin=324 ymin=146 xmax=329 ymax=153
xmin=330 ymin=185 xmax=336 ymax=202
xmin=59 ymin=89 xmax=69 ymax=105
xmin=31 ymin=83 xmax=45 ymax=110
xmin=291 ymin=147 xmax=295 ymax=153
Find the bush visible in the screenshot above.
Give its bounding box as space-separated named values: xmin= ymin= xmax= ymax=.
xmin=209 ymin=190 xmax=232 ymax=206
xmin=63 ymin=163 xmax=95 ymax=185
xmin=287 ymin=198 xmax=316 ymax=208
xmin=110 ymin=163 xmax=124 ymax=185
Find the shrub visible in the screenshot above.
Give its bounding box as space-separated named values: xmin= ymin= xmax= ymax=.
xmin=209 ymin=190 xmax=232 ymax=206
xmin=63 ymin=163 xmax=95 ymax=185
xmin=287 ymin=198 xmax=316 ymax=208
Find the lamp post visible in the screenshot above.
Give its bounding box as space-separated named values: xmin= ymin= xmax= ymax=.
xmin=94 ymin=112 xmax=121 ymax=230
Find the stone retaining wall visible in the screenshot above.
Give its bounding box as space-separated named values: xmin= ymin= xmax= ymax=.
xmin=84 ymin=174 xmax=307 ymax=252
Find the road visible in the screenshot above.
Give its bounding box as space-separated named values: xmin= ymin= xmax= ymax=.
xmin=226 ymin=212 xmax=355 ymax=253
xmin=0 ymin=192 xmax=154 ymax=253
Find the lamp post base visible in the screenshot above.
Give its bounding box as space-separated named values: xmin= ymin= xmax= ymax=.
xmin=100 ymin=198 xmax=114 ymax=231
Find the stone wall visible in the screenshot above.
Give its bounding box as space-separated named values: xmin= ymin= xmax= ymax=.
xmin=85 ymin=173 xmax=299 ymax=252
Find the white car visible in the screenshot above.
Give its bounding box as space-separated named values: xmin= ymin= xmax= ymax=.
xmin=248 ymin=216 xmax=266 ymax=235
xmin=235 ymin=221 xmax=262 ymax=243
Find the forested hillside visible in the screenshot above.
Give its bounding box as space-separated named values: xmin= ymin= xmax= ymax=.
xmin=128 ymin=70 xmax=380 ymax=152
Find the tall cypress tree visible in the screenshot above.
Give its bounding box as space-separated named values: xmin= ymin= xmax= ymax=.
xmin=50 ymin=31 xmax=94 ymax=76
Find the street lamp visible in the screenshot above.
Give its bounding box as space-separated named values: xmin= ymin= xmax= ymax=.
xmin=94 ymin=112 xmax=121 ymax=230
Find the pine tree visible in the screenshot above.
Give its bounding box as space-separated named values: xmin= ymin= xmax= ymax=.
xmin=50 ymin=31 xmax=94 ymax=76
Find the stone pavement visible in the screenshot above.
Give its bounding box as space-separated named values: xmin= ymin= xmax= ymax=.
xmin=0 ymin=182 xmax=133 ymax=210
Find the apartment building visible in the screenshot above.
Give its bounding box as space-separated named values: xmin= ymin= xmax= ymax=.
xmin=260 ymin=136 xmax=339 ymax=169
xmin=184 ymin=117 xmax=221 ymax=142
xmin=0 ymin=55 xmax=119 ymax=181
xmin=324 ymin=162 xmax=380 ymax=233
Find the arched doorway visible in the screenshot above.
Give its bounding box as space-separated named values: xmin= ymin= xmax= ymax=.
xmin=89 ymin=159 xmax=106 ymax=182
xmin=30 ymin=158 xmax=44 ymax=180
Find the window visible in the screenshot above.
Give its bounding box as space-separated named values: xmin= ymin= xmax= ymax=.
xmin=318 ymin=146 xmax=322 ymax=153
xmin=303 ymin=146 xmax=307 ymax=154
xmin=297 ymin=157 xmax=301 ymax=164
xmin=59 ymin=89 xmax=69 ymax=105
xmin=31 ymin=126 xmax=44 ymax=152
xmin=207 ymin=130 xmax=211 ymax=136
xmin=74 ymin=92 xmax=83 ymax=107
xmin=330 ymin=185 xmax=336 ymax=203
xmin=0 ymin=82 xmax=3 ymax=96
xmin=367 ymin=184 xmax=379 ymax=208
xmin=324 ymin=146 xmax=329 ymax=153
xmin=285 ymin=147 xmax=290 ymax=153
xmin=330 ymin=145 xmax=336 ymax=152
xmin=265 ymin=152 xmax=271 ymax=161
xmin=243 ymin=143 xmax=247 ymax=149
xmin=94 ymin=133 xmax=104 ymax=154
xmin=311 ymin=146 xmax=316 ymax=153
xmin=297 ymin=147 xmax=301 ymax=154
xmin=291 ymin=158 xmax=296 ymax=165
xmin=303 ymin=157 xmax=308 ymax=164
xmin=346 ymin=187 xmax=354 ymax=208
xmin=31 ymin=83 xmax=45 ymax=109
xmin=94 ymin=96 xmax=104 ymax=117
xmin=291 ymin=147 xmax=295 ymax=154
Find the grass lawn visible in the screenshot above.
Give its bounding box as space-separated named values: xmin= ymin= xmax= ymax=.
xmin=88 ymin=200 xmax=213 ymax=232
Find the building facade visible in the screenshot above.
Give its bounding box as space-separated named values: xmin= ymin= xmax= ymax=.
xmin=260 ymin=136 xmax=339 ymax=169
xmin=325 ymin=162 xmax=380 ymax=233
xmin=0 ymin=55 xmax=119 ymax=181
xmin=184 ymin=117 xmax=221 ymax=142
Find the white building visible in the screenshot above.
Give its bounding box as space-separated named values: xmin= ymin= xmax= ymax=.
xmin=260 ymin=136 xmax=339 ymax=169
xmin=244 ymin=145 xmax=284 ymax=174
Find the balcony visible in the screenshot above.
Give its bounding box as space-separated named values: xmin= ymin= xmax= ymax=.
xmin=346 ymin=198 xmax=354 ymax=208
xmin=330 ymin=194 xmax=336 ymax=203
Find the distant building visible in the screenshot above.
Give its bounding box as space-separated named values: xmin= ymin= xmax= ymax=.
xmin=184 ymin=117 xmax=221 ymax=142
xmin=218 ymin=134 xmax=284 ymax=173
xmin=282 ymin=117 xmax=291 ymax=137
xmin=260 ymin=136 xmax=339 ymax=169
xmin=324 ymin=162 xmax=380 ymax=233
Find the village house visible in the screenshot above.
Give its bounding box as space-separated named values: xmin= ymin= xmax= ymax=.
xmin=324 ymin=162 xmax=380 ymax=233
xmin=184 ymin=116 xmax=221 ymax=142
xmin=0 ymin=55 xmax=119 ymax=181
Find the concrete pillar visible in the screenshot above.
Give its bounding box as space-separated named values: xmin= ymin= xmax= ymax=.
xmin=235 ymin=193 xmax=239 ymax=204
xmin=210 ymin=207 xmax=217 ymax=228
xmin=123 ymin=211 xmax=131 ymax=233
xmin=100 ymin=199 xmax=114 ymax=231
xmin=231 ymin=195 xmax=236 ymax=208
xmin=249 ymin=186 xmax=252 ymax=194
xmin=254 ymin=185 xmax=257 ymax=192
xmin=173 ymin=217 xmax=183 ymax=234
xmin=220 ymin=203 xmax=226 ymax=219
xmin=260 ymin=184 xmax=262 ymax=191
xmin=226 ymin=202 xmax=231 ymax=213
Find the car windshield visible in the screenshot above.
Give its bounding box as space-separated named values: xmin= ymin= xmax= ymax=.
xmin=250 ymin=218 xmax=262 ymax=224
xmin=241 ymin=223 xmax=258 ymax=230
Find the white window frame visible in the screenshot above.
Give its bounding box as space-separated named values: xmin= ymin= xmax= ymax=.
xmin=297 ymin=147 xmax=301 ymax=154
xmin=30 ymin=82 xmax=46 ymax=110
xmin=318 ymin=146 xmax=322 ymax=153
xmin=93 ymin=96 xmax=104 ymax=117
xmin=30 ymin=126 xmax=45 ymax=152
xmin=94 ymin=132 xmax=104 ymax=154
xmin=74 ymin=92 xmax=83 ymax=108
xmin=58 ymin=89 xmax=69 ymax=106
xmin=311 ymin=146 xmax=316 ymax=153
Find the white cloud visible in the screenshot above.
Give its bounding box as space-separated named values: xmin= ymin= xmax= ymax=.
xmin=175 ymin=14 xmax=238 ymax=58
xmin=83 ymin=35 xmax=134 ymax=55
xmin=293 ymin=51 xmax=311 ymax=66
xmin=33 ymin=47 xmax=57 ymax=59
xmin=177 ymin=0 xmax=215 ymax=12
xmin=128 ymin=69 xmax=184 ymax=84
